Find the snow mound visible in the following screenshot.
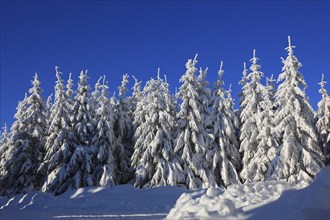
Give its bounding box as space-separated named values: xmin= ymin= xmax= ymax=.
xmin=167 ymin=167 xmax=330 ymax=219
xmin=0 ymin=185 xmax=187 ymax=220
xmin=167 ymin=180 xmax=297 ymax=219
xmin=248 ymin=166 xmax=330 ymax=219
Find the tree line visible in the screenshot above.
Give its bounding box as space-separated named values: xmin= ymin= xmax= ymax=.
xmin=0 ymin=37 xmax=329 ymax=196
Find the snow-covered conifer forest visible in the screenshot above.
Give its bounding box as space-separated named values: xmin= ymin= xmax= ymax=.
xmin=0 ymin=37 xmax=329 ymax=197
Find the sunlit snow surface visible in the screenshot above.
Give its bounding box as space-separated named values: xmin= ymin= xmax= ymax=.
xmin=1 ymin=167 xmax=329 ymax=220
xmin=168 ymin=166 xmax=330 ymax=219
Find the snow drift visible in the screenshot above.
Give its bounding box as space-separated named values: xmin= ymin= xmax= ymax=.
xmin=167 ymin=166 xmax=330 ymax=219
xmin=247 ymin=166 xmax=330 ymax=219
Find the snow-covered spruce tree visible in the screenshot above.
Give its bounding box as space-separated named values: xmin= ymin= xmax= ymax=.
xmin=225 ymin=84 xmax=240 ymax=142
xmin=174 ymin=55 xmax=215 ymax=189
xmin=91 ymin=76 xmax=102 ymax=111
xmin=72 ymin=70 xmax=94 ymax=145
xmin=45 ymin=93 xmax=53 ymax=120
xmin=252 ymin=75 xmax=278 ymax=181
xmin=65 ymin=73 xmax=75 ymax=131
xmin=92 ymin=76 xmax=102 ymax=96
xmin=130 ymin=76 xmax=144 ymax=143
xmin=225 ymin=84 xmax=240 ymax=139
xmin=90 ymin=76 xmax=102 ymax=138
xmin=42 ymin=93 xmax=53 ymax=165
xmin=39 ymin=67 xmax=78 ymax=195
xmin=165 ymin=74 xmax=180 ymax=148
xmin=211 ymin=62 xmax=241 ymax=187
xmin=239 ymin=50 xmax=265 ymax=183
xmin=66 ymin=72 xmax=75 ymax=111
xmin=42 ymin=69 xmax=95 ymax=195
xmin=0 ymin=95 xmax=27 ymax=195
xmin=114 ymin=74 xmax=133 ymax=183
xmin=91 ymin=76 xmax=117 ymax=187
xmin=268 ymin=37 xmax=325 ymax=183
xmin=238 ymin=62 xmax=249 ymax=108
xmin=316 ymin=74 xmax=330 ymax=165
xmin=69 ymin=70 xmax=95 ymax=188
xmin=196 ymin=64 xmax=215 ymax=165
xmin=0 ymin=124 xmax=10 ymax=176
xmin=131 ymin=75 xmax=144 ymax=114
xmin=132 ymin=69 xmax=183 ymax=188
xmin=0 ymin=74 xmax=47 ymax=195
xmin=26 ymin=73 xmax=48 ymax=188
xmin=131 ymin=76 xmax=146 ymax=178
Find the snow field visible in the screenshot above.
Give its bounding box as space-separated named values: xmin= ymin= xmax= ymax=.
xmin=0 ymin=185 xmax=188 ymax=219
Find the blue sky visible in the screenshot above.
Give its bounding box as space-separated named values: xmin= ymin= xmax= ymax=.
xmin=1 ymin=0 xmax=329 ymax=127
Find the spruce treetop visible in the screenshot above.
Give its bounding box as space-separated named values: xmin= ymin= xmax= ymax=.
xmin=277 ymin=36 xmax=307 ymax=89
xmin=92 ymin=76 xmax=103 ymax=99
xmin=319 ymin=73 xmax=328 ymax=99
xmin=119 ymin=74 xmax=129 ymax=99
xmin=248 ymin=49 xmax=263 ymax=82
xmin=30 ymin=73 xmax=43 ymax=95
xmin=285 ymin=36 xmax=296 ymax=57
xmin=214 ymin=61 xmax=225 ymax=90
xmin=239 ymin=62 xmax=248 ymax=86
xmin=66 ymin=72 xmax=74 ymax=98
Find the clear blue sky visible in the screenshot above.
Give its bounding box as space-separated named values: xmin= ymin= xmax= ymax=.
xmin=1 ymin=0 xmax=329 ymax=127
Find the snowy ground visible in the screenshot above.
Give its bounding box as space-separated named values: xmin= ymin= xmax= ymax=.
xmin=0 ymin=185 xmax=188 ymax=219
xmin=1 ymin=167 xmax=329 ymax=220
